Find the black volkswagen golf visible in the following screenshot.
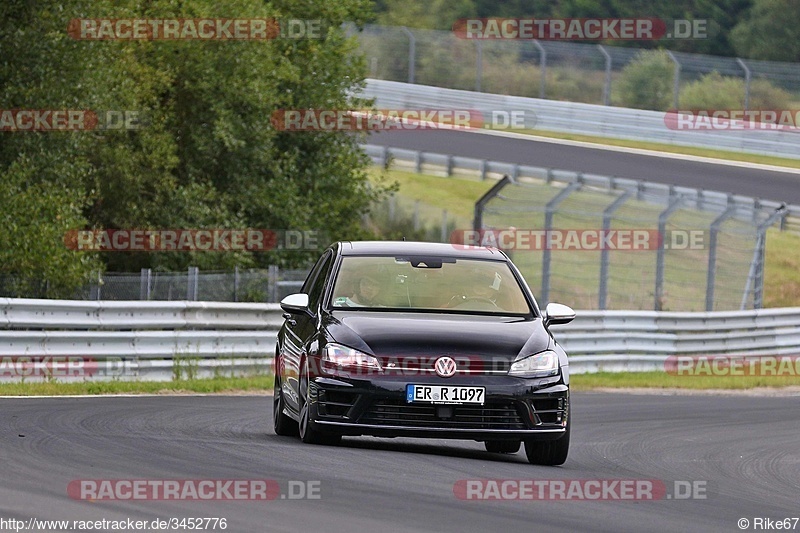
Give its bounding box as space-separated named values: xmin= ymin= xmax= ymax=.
xmin=273 ymin=241 xmax=575 ymax=465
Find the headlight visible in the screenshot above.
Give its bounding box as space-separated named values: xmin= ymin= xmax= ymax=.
xmin=322 ymin=343 xmax=382 ymax=375
xmin=508 ymin=350 xmax=559 ymax=377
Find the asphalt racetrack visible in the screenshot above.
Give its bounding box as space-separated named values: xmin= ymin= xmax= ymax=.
xmin=1 ymin=393 xmax=797 ymax=532
xmin=368 ymin=129 xmax=800 ymax=205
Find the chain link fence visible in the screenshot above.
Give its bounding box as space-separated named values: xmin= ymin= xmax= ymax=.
xmin=473 ymin=174 xmax=784 ymax=312
xmin=355 ymin=24 xmax=800 ymax=109
xmin=0 ymin=267 xmax=311 ymax=303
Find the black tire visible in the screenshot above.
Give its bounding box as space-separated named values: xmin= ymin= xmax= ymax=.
xmin=524 ymin=419 xmax=570 ymax=466
xmin=485 ymin=440 xmax=521 ymax=454
xmin=273 ymin=374 xmax=299 ymax=437
xmin=298 ymin=360 xmax=341 ymax=446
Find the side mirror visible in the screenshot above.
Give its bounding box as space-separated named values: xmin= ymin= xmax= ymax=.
xmin=544 ymin=303 xmax=575 ymax=325
xmin=280 ymin=293 xmax=310 ymax=315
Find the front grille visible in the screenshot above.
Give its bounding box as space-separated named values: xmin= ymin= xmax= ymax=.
xmin=378 ymin=356 xmax=510 ymax=376
xmin=360 ymin=399 xmax=527 ymax=430
xmin=531 ymin=397 xmax=563 ymax=424
xmin=317 ymin=390 xmax=358 ymax=418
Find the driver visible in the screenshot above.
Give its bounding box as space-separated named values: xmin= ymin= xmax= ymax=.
xmin=341 ymin=270 xmax=385 ymax=307
xmin=449 ymin=269 xmax=503 ymax=308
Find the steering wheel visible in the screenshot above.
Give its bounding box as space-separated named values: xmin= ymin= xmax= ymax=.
xmin=448 ymin=296 xmax=501 ymax=309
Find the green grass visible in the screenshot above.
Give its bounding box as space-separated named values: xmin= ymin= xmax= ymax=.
xmin=368 ymin=167 xmax=489 ymax=221
xmin=571 ymin=371 xmax=800 ymax=390
xmin=510 ymin=129 xmax=800 ymax=170
xmin=765 ymin=228 xmax=800 ymax=308
xmin=3 ymin=373 xmax=796 ymax=394
xmin=0 ymin=375 xmax=273 ymax=396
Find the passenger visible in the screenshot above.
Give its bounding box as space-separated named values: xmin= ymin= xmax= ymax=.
xmin=351 ymin=274 xmax=381 ymax=305
xmin=341 ymin=272 xmax=384 ymax=307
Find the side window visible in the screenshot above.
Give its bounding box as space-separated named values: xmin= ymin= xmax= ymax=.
xmin=306 ymin=252 xmax=333 ymax=311
xmin=301 ymin=251 xmax=330 ymax=294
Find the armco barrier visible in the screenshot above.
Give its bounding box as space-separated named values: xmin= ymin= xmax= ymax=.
xmin=361 ymin=79 xmax=800 ymax=160
xmin=1 ymin=299 xmax=799 ymax=380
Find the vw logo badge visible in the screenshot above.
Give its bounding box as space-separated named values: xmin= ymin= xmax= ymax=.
xmin=434 ymin=356 xmax=457 ymax=378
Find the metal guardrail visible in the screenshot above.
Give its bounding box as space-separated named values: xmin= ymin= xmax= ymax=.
xmin=361 ymin=143 xmax=800 ymax=236
xmin=2 ymin=299 xmax=800 ymax=379
xmin=0 ymin=299 xmax=284 ymax=329
xmin=361 ymin=79 xmax=800 ymax=160
xmin=0 ymin=300 xmax=281 ymax=382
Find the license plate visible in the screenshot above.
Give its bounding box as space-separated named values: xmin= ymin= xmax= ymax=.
xmin=406 ymin=384 xmax=485 ymax=405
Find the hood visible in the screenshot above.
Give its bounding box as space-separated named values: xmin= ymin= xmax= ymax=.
xmin=323 ymin=311 xmax=551 ymax=364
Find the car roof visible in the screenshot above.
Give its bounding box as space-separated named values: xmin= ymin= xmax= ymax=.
xmin=338 ymin=241 xmax=505 ymax=260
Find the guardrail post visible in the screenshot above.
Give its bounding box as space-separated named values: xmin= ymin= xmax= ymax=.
xmin=480 ymin=159 xmax=488 ymax=180
xmin=654 ymin=195 xmax=684 ymax=310
xmin=743 ymin=205 xmax=787 ymax=309
xmin=542 ymin=181 xmax=582 ymax=305
xmin=533 ymin=40 xmax=547 ymax=99
xmin=187 ymin=266 xmax=199 ymax=301
xmin=752 ymin=198 xmax=761 ymax=224
xmin=234 ymin=266 xmax=240 ymax=303
xmin=268 ymin=265 xmax=279 ymax=302
xmin=90 ymin=271 xmax=103 ymax=300
xmin=446 ymin=155 xmax=454 ymax=176
xmin=666 ymin=51 xmax=681 ymax=110
xmin=705 ymin=205 xmax=738 ymax=311
xmin=475 ymin=40 xmax=483 ymax=92
xmin=380 ymin=145 xmax=389 ymax=169
xmin=599 ymin=191 xmax=632 ymax=309
xmin=597 ymin=45 xmax=612 ymax=106
xmin=473 ymin=175 xmax=513 ymax=231
xmin=140 ymin=268 xmax=151 ymax=300
xmin=400 ymin=27 xmax=415 ymax=84
xmin=415 ymin=151 xmax=423 ymax=173
xmin=737 ymin=58 xmax=751 ymax=111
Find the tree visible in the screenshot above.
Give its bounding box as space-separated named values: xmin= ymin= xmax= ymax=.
xmin=731 ymin=0 xmax=800 ymax=61
xmin=0 ymin=0 xmax=389 ymax=296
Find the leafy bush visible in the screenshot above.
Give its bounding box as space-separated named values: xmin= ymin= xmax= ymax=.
xmin=679 ymin=71 xmax=793 ymax=110
xmin=616 ymin=50 xmax=675 ymax=111
xmin=679 ymin=72 xmax=744 ymax=109
xmin=749 ymin=79 xmax=795 ymax=109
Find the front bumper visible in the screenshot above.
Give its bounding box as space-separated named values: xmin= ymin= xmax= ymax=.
xmin=307 ymin=372 xmax=569 ymax=441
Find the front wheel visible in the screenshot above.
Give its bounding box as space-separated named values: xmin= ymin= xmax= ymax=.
xmin=273 ymin=374 xmax=299 ymax=437
xmin=298 ymin=360 xmax=341 ymax=446
xmin=524 ymin=420 xmax=570 ymax=466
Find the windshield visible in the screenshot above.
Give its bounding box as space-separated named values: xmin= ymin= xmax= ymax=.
xmin=330 ymin=255 xmax=532 ymax=315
